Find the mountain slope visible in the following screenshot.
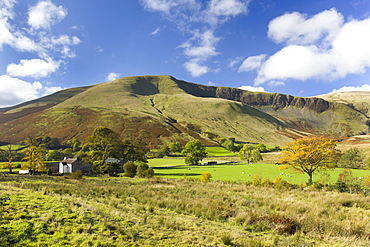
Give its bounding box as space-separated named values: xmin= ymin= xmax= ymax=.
xmin=317 ymin=91 xmax=370 ymax=117
xmin=0 ymin=76 xmax=368 ymax=147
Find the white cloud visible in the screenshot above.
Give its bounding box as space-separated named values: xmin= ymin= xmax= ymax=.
xmin=13 ymin=35 xmax=39 ymax=52
xmin=140 ymin=0 xmax=200 ymax=14
xmin=206 ymin=0 xmax=249 ymax=25
xmin=238 ymin=54 xmax=267 ymax=72
xmin=141 ymin=0 xmax=250 ymax=77
xmin=0 ymin=0 xmax=80 ymax=81
xmin=250 ymin=9 xmax=370 ymax=87
xmin=182 ymin=30 xmax=220 ymax=58
xmin=254 ymin=45 xmax=333 ymax=85
xmin=0 ymin=74 xmax=61 ymax=107
xmin=151 ymin=27 xmax=161 ymax=35
xmin=180 ymin=29 xmax=221 ymax=76
xmin=106 ymin=72 xmax=120 ymax=81
xmin=7 ymin=58 xmax=60 ymax=79
xmin=331 ymin=84 xmax=370 ymax=93
xmin=268 ymin=8 xmax=343 ymax=45
xmin=28 ymin=0 xmax=67 ymax=30
xmin=238 ymin=85 xmax=266 ymax=92
xmin=207 ymin=81 xmax=217 ymax=86
xmin=228 ymin=56 xmax=244 ymax=68
xmin=141 ymin=0 xmax=173 ymax=13
xmin=184 ymin=59 xmax=210 ymax=77
xmin=268 ymin=80 xmax=285 ymax=87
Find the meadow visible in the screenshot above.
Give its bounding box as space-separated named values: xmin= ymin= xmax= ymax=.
xmin=150 ymin=161 xmax=370 ymax=184
xmin=1 ymin=174 xmax=370 ymax=246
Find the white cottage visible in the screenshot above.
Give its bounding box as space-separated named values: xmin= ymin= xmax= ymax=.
xmin=59 ymin=157 xmax=92 ymax=173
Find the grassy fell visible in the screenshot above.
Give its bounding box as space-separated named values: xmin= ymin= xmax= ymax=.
xmin=1 ymin=75 xmax=370 ymax=146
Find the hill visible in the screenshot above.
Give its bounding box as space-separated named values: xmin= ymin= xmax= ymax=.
xmin=317 ymin=91 xmax=370 ymax=117
xmin=0 ymin=75 xmax=369 ymax=147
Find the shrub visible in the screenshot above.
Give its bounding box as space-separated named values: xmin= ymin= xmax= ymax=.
xmin=251 ymin=174 xmax=261 ymax=186
xmin=70 ymin=170 xmax=83 ymax=179
xmin=200 ymin=172 xmax=212 ymax=182
xmin=137 ymin=162 xmax=154 ymax=178
xmin=123 ymin=161 xmax=137 ymax=178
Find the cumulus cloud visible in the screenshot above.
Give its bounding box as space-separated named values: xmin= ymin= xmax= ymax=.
xmin=206 ymin=0 xmax=249 ymax=25
xmin=0 ymin=0 xmax=80 ymax=79
xmin=7 ymin=59 xmax=60 ymax=79
xmin=243 ymin=9 xmax=370 ymax=87
xmin=28 ymin=0 xmax=67 ymax=30
xmin=331 ymin=84 xmax=370 ymax=93
xmin=0 ymin=75 xmax=62 ymax=107
xmin=238 ymin=85 xmax=266 ymax=92
xmin=267 ymin=8 xmax=343 ymax=45
xmin=238 ymin=54 xmax=267 ymax=72
xmin=105 ymin=72 xmax=121 ymax=81
xmin=0 ymin=1 xmax=79 ymax=107
xmin=184 ymin=59 xmax=210 ymax=77
xmin=141 ymin=0 xmax=250 ymax=77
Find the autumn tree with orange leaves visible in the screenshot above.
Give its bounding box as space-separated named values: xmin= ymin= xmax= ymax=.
xmin=279 ymin=136 xmax=340 ymax=185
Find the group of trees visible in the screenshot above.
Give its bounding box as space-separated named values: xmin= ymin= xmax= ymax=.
xmin=2 ymin=127 xmax=370 ymax=186
xmin=81 ymin=126 xmax=150 ymax=174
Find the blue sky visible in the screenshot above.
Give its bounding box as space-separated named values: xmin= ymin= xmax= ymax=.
xmin=1 ymin=0 xmax=370 ymax=107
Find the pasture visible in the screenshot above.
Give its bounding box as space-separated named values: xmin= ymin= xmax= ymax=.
xmin=152 ymin=162 xmax=370 ymax=184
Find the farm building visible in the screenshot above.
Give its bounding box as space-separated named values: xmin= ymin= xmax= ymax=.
xmin=202 ymin=161 xmax=217 ymax=166
xmin=59 ymin=157 xmax=92 ymax=173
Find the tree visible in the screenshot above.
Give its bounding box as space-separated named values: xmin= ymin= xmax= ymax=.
xmin=22 ymin=146 xmax=47 ymax=175
xmin=181 ymin=139 xmax=207 ymax=165
xmin=221 ymin=139 xmax=238 ymax=152
xmin=67 ymin=139 xmax=82 ymax=152
xmin=338 ymin=147 xmax=364 ymax=169
xmin=46 ymin=150 xmax=65 ymax=161
xmin=123 ymin=161 xmax=137 ymax=178
xmin=0 ymin=144 xmax=17 ymax=173
xmin=84 ymin=127 xmax=123 ymax=173
xmin=238 ymin=144 xmax=263 ymax=163
xmin=256 ymin=144 xmax=267 ymax=153
xmin=279 ymin=136 xmax=340 ymax=185
xmin=155 ymin=145 xmax=171 ymax=158
xmin=169 ymin=142 xmax=182 ymax=153
xmin=122 ymin=138 xmax=149 ymax=163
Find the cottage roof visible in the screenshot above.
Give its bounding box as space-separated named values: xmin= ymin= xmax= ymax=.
xmin=61 ymin=157 xmax=80 ymax=164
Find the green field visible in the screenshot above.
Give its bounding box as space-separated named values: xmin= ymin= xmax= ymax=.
xmin=205 ymin=146 xmax=237 ymax=157
xmin=0 ymin=145 xmax=25 ymax=150
xmin=149 ymin=159 xmax=370 ymax=184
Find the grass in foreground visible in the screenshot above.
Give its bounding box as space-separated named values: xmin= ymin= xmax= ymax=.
xmin=0 ymin=174 xmax=370 ymax=246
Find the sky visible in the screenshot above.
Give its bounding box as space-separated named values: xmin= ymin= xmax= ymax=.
xmin=1 ymin=0 xmax=370 ymax=107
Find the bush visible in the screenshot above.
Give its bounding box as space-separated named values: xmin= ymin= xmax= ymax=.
xmin=200 ymin=172 xmax=212 ymax=182
xmin=70 ymin=170 xmax=83 ymax=179
xmin=123 ymin=162 xmax=137 ymax=178
xmin=136 ymin=162 xmax=149 ymax=178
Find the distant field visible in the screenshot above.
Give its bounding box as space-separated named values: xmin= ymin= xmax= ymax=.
xmin=205 ymin=146 xmax=237 ymax=157
xmin=0 ymin=144 xmax=25 ymax=150
xmin=148 ymin=158 xmax=185 ymax=167
xmin=153 ymin=162 xmax=370 ymax=184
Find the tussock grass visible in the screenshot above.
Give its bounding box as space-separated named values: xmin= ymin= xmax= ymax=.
xmin=0 ymin=174 xmax=369 ymax=246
